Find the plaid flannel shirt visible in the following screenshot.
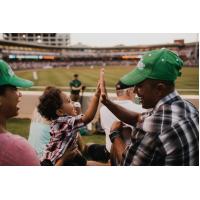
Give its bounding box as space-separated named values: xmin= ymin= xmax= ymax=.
xmin=121 ymin=91 xmax=199 ymax=166
xmin=41 ymin=114 xmax=84 ymax=164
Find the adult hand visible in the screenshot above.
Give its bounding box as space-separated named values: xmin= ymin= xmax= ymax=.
xmin=110 ymin=121 xmax=123 ymax=132
xmin=61 ymin=145 xmax=79 ymax=161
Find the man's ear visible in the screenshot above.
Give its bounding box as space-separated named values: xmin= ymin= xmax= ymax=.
xmin=56 ymin=108 xmax=64 ymax=116
xmin=155 ymin=83 xmax=167 ymax=97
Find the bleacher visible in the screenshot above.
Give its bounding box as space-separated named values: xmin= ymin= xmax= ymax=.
xmin=0 ymin=39 xmax=198 ymax=70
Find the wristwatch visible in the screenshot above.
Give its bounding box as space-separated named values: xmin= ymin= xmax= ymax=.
xmin=109 ymin=130 xmax=120 ymax=143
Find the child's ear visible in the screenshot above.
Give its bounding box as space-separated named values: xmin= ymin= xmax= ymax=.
xmin=56 ymin=108 xmax=64 ymax=116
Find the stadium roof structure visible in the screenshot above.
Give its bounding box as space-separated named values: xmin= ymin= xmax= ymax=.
xmin=0 ymin=39 xmax=198 ymax=50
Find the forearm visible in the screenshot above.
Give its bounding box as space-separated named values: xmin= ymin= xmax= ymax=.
xmin=112 ymin=137 xmax=126 ymax=163
xmin=103 ymin=99 xmax=140 ymax=126
xmin=82 ymin=94 xmax=100 ymax=124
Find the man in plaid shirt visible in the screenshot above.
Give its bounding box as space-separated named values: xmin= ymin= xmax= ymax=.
xmin=101 ymin=48 xmax=199 ymax=166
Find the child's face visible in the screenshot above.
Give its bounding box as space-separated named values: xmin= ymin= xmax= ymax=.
xmin=59 ymin=92 xmax=77 ymax=116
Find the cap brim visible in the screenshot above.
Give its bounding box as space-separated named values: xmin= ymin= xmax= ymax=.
xmin=8 ymin=75 xmax=33 ymax=88
xmin=115 ymin=80 xmax=131 ymax=90
xmin=120 ymin=68 xmax=148 ymax=86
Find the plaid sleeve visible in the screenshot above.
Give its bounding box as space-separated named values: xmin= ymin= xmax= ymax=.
xmin=122 ymin=132 xmax=160 ymax=166
xmin=67 ymin=114 xmax=84 ymax=130
xmin=159 ymin=120 xmax=199 ymax=166
xmin=56 ymin=115 xmax=84 ymax=133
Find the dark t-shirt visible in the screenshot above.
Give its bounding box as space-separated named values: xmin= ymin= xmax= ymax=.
xmin=69 ymin=79 xmax=82 ymax=95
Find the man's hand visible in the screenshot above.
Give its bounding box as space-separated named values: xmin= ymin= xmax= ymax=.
xmin=60 ymin=145 xmax=79 ymax=162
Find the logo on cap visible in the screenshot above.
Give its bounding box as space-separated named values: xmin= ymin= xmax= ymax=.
xmin=137 ymin=59 xmax=145 ymax=70
xmin=7 ymin=64 xmax=14 ymax=77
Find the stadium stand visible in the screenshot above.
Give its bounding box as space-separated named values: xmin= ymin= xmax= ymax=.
xmin=0 ymin=39 xmax=199 ymax=70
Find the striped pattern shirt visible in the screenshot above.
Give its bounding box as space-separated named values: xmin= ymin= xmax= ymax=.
xmin=121 ymin=91 xmax=199 ymax=166
xmin=41 ymin=114 xmax=84 ymax=164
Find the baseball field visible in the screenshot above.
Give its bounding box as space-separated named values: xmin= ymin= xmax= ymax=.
xmin=15 ymin=65 xmax=199 ymax=94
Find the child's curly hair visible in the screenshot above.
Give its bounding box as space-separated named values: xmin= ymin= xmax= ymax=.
xmin=37 ymin=86 xmax=63 ymax=121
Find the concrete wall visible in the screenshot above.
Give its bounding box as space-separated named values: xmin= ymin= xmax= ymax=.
xmin=18 ymin=91 xmax=199 ymax=119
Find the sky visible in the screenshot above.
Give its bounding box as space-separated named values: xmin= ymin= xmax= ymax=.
xmin=70 ymin=33 xmax=199 ymax=47
xmin=0 ymin=33 xmax=198 ymax=47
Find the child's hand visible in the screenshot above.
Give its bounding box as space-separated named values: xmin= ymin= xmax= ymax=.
xmin=95 ymin=81 xmax=101 ymax=97
xmin=99 ymin=68 xmax=108 ymax=104
xmin=100 ymin=68 xmax=105 ymax=95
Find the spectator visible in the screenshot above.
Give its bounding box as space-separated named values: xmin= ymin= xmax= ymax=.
xmin=100 ymin=80 xmax=144 ymax=155
xmin=38 ymin=78 xmax=101 ymax=166
xmin=97 ymin=81 xmax=142 ymax=165
xmin=69 ymin=74 xmax=82 ymax=102
xmin=101 ymin=48 xmax=199 ymax=166
xmin=73 ymin=102 xmax=89 ymax=136
xmin=0 ymin=59 xmax=40 ymax=166
xmin=28 ymin=108 xmax=51 ymax=159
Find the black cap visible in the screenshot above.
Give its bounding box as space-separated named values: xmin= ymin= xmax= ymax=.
xmin=115 ymin=80 xmax=132 ymax=90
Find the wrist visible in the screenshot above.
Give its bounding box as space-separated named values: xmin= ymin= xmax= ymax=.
xmin=109 ymin=130 xmax=121 ymax=143
xmin=94 ymin=92 xmax=100 ymax=98
xmin=102 ymin=96 xmax=110 ymax=106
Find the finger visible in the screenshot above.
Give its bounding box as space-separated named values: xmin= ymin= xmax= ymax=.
xmin=100 ymin=68 xmax=105 ymax=92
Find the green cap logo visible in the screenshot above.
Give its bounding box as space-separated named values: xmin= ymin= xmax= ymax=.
xmin=137 ymin=59 xmax=145 ymax=70
xmin=7 ymin=64 xmax=15 ymax=77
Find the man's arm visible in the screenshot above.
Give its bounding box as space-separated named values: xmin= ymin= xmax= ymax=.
xmin=102 ymin=98 xmax=140 ymax=126
xmin=111 ymin=138 xmax=126 ymax=165
xmin=109 ymin=121 xmax=126 ymax=165
xmin=100 ymin=68 xmax=140 ymax=126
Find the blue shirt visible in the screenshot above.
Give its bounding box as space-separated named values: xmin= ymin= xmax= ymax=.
xmin=28 ymin=121 xmax=51 ymax=159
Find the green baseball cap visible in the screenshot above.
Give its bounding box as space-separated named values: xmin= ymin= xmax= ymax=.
xmin=0 ymin=59 xmax=33 ymax=88
xmin=120 ymin=48 xmax=183 ymax=86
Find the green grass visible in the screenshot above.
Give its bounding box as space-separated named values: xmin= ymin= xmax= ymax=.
xmin=7 ymin=118 xmax=31 ymax=139
xmin=7 ymin=118 xmax=105 ymax=144
xmin=15 ymin=66 xmax=199 ymax=94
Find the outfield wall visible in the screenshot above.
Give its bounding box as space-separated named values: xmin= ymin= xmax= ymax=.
xmin=18 ymin=91 xmax=199 ymax=119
